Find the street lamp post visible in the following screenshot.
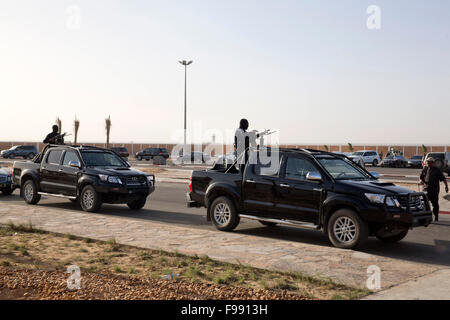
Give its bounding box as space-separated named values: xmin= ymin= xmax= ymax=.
xmin=179 ymin=60 xmax=193 ymax=156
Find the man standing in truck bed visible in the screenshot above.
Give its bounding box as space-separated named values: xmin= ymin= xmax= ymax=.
xmin=420 ymin=157 xmax=449 ymax=222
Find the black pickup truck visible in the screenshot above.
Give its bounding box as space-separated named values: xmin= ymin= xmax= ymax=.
xmin=188 ymin=148 xmax=432 ymax=249
xmin=13 ymin=145 xmax=155 ymax=212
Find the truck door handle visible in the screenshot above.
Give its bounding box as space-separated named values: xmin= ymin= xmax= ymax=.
xmin=245 ymin=179 xmax=255 ymax=183
xmin=280 ymin=183 xmax=290 ymax=188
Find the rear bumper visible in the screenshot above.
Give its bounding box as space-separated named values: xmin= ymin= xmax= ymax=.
xmin=186 ymin=192 xmax=201 ymax=208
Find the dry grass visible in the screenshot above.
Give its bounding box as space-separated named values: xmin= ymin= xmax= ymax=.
xmin=0 ymin=223 xmax=368 ymax=300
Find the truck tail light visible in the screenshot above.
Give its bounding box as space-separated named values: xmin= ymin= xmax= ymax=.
xmin=189 ymin=176 xmax=193 ymax=193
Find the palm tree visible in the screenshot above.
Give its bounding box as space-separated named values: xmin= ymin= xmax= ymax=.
xmin=347 ymin=143 xmax=354 ymax=153
xmin=421 ymin=144 xmax=427 ymax=155
xmin=56 ymin=117 xmax=62 ymax=134
xmin=74 ymin=117 xmax=80 ymax=144
xmin=105 ymin=116 xmax=111 ymax=148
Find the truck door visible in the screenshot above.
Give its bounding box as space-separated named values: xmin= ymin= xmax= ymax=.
xmin=59 ymin=150 xmax=81 ymax=196
xmin=242 ymin=153 xmax=281 ymax=217
xmin=275 ymin=155 xmax=322 ymax=223
xmin=40 ymin=149 xmax=63 ymax=193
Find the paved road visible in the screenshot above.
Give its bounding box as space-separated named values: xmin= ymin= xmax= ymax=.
xmin=2 ymin=182 xmax=449 ymax=268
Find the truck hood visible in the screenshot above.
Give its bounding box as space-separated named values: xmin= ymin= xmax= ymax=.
xmin=337 ymin=179 xmax=412 ymax=195
xmin=87 ymin=167 xmax=146 ymax=177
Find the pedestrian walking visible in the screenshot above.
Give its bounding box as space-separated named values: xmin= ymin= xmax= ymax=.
xmin=419 ymin=157 xmax=449 ymax=222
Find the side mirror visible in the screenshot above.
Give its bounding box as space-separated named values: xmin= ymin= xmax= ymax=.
xmin=68 ymin=160 xmax=81 ymax=169
xmin=306 ymin=171 xmax=323 ymax=182
xmin=370 ymin=171 xmax=380 ymax=179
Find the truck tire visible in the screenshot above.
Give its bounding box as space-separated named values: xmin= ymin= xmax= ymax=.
xmin=327 ymin=209 xmax=368 ymax=249
xmin=372 ymin=159 xmax=378 ymax=167
xmin=27 ymin=153 xmax=35 ymax=159
xmin=210 ymin=196 xmax=240 ymax=231
xmin=127 ymin=197 xmax=147 ymax=210
xmin=137 ymin=156 xmax=143 ymax=161
xmin=1 ymin=186 xmax=14 ymax=195
xmin=22 ymin=179 xmax=41 ymax=205
xmin=376 ymin=229 xmax=408 ymax=243
xmin=435 ymin=159 xmax=444 ymax=171
xmin=80 ymin=185 xmax=102 ymax=212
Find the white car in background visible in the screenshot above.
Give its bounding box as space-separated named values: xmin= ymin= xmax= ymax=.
xmin=352 ymin=150 xmax=381 ymax=167
xmin=334 ymin=152 xmax=365 ymax=168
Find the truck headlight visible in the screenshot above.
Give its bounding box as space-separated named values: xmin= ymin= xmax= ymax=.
xmin=99 ymin=175 xmax=122 ymax=184
xmin=146 ymin=176 xmax=153 ymax=186
xmin=365 ymin=193 xmax=400 ymax=207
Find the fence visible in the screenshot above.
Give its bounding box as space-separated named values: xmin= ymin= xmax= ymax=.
xmin=0 ymin=141 xmax=448 ymax=159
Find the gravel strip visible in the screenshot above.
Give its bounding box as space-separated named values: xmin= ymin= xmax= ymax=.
xmin=0 ymin=267 xmax=308 ymax=300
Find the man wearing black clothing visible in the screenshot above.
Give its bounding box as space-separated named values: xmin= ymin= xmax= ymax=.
xmin=420 ymin=157 xmax=449 ymax=222
xmin=43 ymin=125 xmax=59 ymax=144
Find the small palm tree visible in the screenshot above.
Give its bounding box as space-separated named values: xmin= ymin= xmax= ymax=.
xmin=347 ymin=143 xmax=354 ymax=153
xmin=323 ymin=145 xmax=329 ymax=151
xmin=105 ymin=116 xmax=111 ymax=148
xmin=56 ymin=117 xmax=62 ymax=134
xmin=74 ymin=117 xmax=80 ymax=144
xmin=421 ymin=144 xmax=427 ymax=155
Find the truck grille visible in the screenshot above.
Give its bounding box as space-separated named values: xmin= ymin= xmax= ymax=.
xmin=0 ymin=177 xmax=6 ymax=183
xmin=125 ymin=176 xmax=147 ymax=187
xmin=397 ymin=195 xmax=424 ymax=210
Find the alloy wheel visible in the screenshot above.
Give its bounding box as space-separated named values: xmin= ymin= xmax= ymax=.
xmin=333 ymin=216 xmax=357 ymax=243
xmin=213 ymin=203 xmax=231 ymax=226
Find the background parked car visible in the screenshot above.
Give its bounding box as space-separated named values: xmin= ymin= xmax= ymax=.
xmin=0 ymin=167 xmax=14 ymax=195
xmin=423 ymin=152 xmax=450 ymax=175
xmin=408 ymin=155 xmax=424 ymax=168
xmin=177 ymin=152 xmax=211 ymax=164
xmin=1 ymin=145 xmax=38 ymax=159
xmin=110 ymin=147 xmax=129 ymax=160
xmin=135 ymin=148 xmax=170 ymax=161
xmin=380 ymin=155 xmax=409 ymax=168
xmin=215 ymin=153 xmax=236 ymax=165
xmin=352 ymin=150 xmax=381 ymax=166
xmin=333 ymin=152 xmax=365 ymax=168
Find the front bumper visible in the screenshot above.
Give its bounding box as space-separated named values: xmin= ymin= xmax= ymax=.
xmin=95 ymin=176 xmax=155 ymax=204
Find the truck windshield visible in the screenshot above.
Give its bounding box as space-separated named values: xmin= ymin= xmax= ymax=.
xmin=81 ymin=151 xmax=127 ymax=168
xmin=317 ymin=156 xmax=370 ymax=180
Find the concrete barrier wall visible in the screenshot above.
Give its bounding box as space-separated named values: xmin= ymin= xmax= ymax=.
xmin=0 ymin=141 xmax=448 ymax=158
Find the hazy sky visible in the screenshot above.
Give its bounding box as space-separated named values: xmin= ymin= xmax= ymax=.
xmin=0 ymin=0 xmax=449 ymax=144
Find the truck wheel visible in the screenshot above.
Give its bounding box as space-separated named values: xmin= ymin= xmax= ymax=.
xmin=372 ymin=159 xmax=378 ymax=167
xmin=22 ymin=180 xmax=41 ymax=205
xmin=27 ymin=153 xmax=35 ymax=159
xmin=127 ymin=197 xmax=147 ymax=210
xmin=376 ymin=229 xmax=408 ymax=243
xmin=137 ymin=156 xmax=142 ymax=161
xmin=327 ymin=209 xmax=368 ymax=249
xmin=435 ymin=159 xmax=444 ymax=171
xmin=1 ymin=186 xmax=14 ymax=195
xmin=210 ymin=196 xmax=240 ymax=231
xmin=80 ymin=185 xmax=102 ymax=212
xmin=259 ymin=221 xmax=277 ymax=227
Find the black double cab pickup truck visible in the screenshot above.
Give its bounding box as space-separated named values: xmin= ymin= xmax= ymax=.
xmin=13 ymin=145 xmax=155 ymax=212
xmin=188 ymin=148 xmax=433 ymax=249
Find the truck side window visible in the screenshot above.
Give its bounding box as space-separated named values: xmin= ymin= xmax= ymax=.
xmin=47 ymin=150 xmax=63 ymax=165
xmin=285 ymin=157 xmax=317 ymax=181
xmin=253 ymin=156 xmax=280 ymax=177
xmin=63 ymin=151 xmax=79 ymax=166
